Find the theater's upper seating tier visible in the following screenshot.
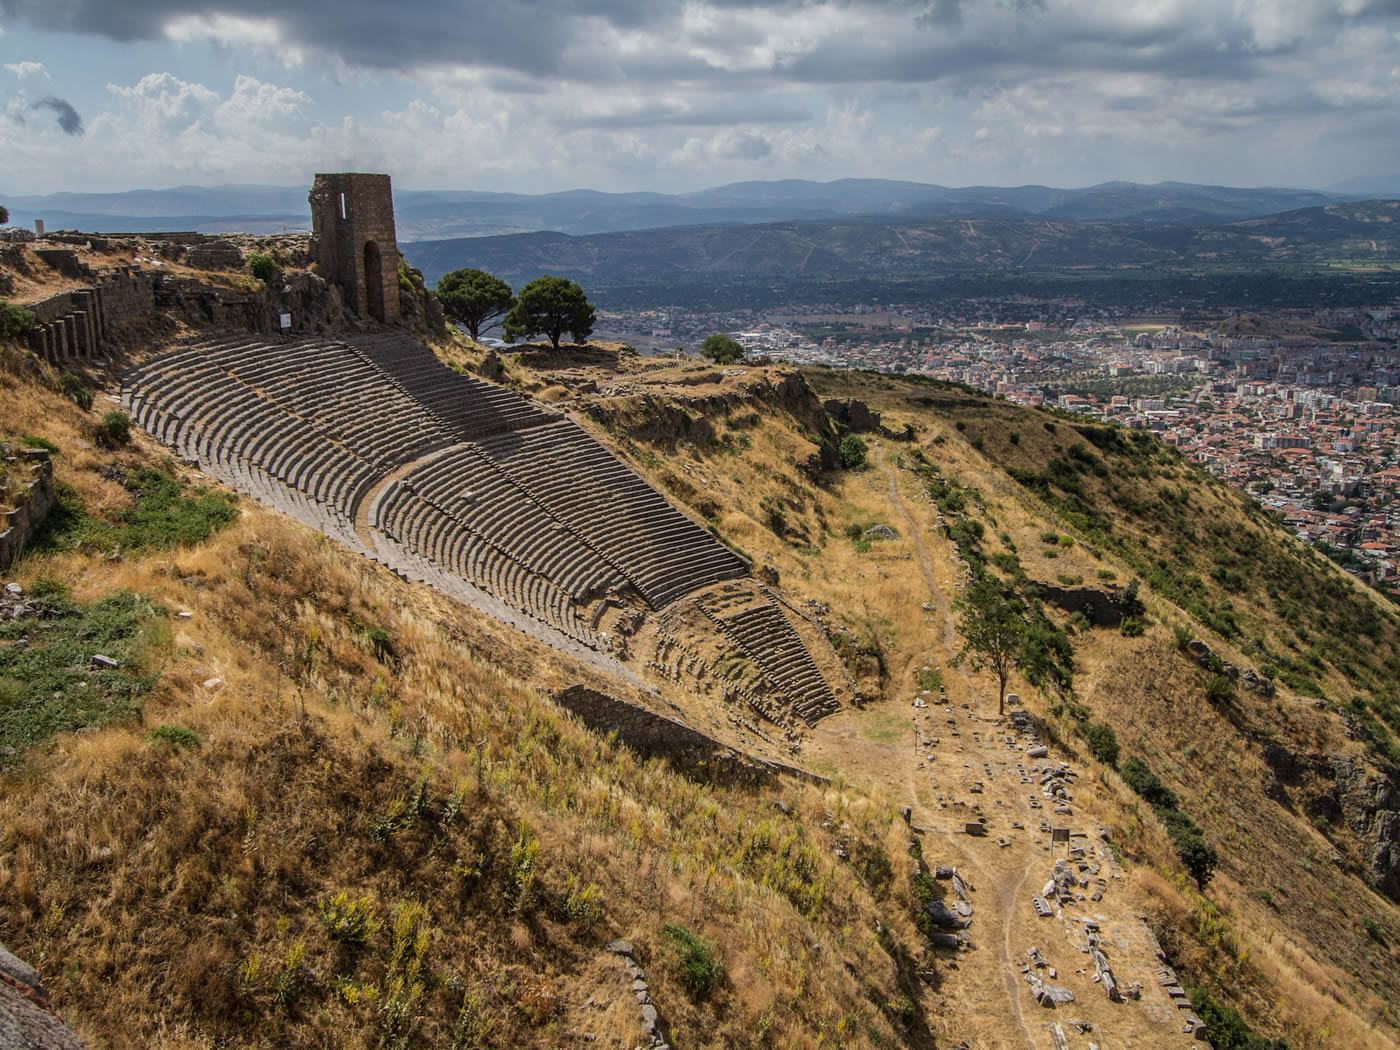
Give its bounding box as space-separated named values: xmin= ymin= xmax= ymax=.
xmin=473 ymin=421 xmax=749 ymax=609
xmin=350 ymin=334 xmax=556 ymax=440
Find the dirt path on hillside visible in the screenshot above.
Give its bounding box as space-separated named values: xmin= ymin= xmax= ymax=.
xmin=803 ymin=446 xmax=1201 ymax=1050
xmin=881 ymin=445 xmax=960 ymax=657
xmin=878 ymin=444 xmax=1038 ymax=1050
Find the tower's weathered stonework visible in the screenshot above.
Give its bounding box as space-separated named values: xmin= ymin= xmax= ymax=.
xmin=308 ymin=173 xmax=401 ymax=323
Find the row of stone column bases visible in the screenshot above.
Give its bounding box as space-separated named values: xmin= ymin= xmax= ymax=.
xmin=25 ymin=265 xmax=154 ymax=364
xmin=0 ymin=448 xmax=55 ymax=572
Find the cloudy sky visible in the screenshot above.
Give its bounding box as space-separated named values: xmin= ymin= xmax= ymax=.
xmin=1 ymin=0 xmax=1397 ymax=195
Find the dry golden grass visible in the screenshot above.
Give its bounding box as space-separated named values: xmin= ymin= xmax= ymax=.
xmin=8 ymin=343 xmax=1400 ymax=1049
xmin=0 ymin=359 xmax=941 ymax=1049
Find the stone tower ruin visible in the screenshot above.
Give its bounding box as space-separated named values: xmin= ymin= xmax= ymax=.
xmin=308 ymin=172 xmax=401 ymax=324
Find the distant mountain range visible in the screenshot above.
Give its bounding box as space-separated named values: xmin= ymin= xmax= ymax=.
xmin=1 ymin=178 xmax=1388 ymax=241
xmin=403 ymin=200 xmax=1400 ymax=289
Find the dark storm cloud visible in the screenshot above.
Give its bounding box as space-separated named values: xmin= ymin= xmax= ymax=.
xmin=33 ymin=95 xmax=84 ymax=134
xmin=2 ymin=0 xmax=1398 ymax=94
xmin=721 ymin=131 xmax=774 ymax=160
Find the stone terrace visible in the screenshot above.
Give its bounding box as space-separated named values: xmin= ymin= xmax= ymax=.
xmin=695 ymin=582 xmax=839 ymax=724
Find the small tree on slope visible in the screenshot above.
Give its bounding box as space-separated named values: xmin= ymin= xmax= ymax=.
xmin=954 ymin=577 xmax=1025 ymax=716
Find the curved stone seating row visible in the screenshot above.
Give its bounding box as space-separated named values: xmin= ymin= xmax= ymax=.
xmin=374 ymin=479 xmax=594 ymax=643
xmin=700 ymin=598 xmax=839 ymax=724
xmin=395 ymin=446 xmax=626 ymax=602
xmin=474 ymin=421 xmax=748 ymax=609
xmin=126 ymin=358 xmax=381 ymax=523
xmin=186 ymin=335 xmax=457 ymax=471
xmin=351 ymin=333 xmax=555 ymax=440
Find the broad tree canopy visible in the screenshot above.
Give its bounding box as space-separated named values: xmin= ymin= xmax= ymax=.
xmin=701 ymin=334 xmax=744 ymax=364
xmin=437 ymin=268 xmax=516 ymax=341
xmin=503 ymin=275 xmax=594 ymax=350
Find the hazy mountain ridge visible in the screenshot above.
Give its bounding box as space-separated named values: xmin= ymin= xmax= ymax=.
xmin=405 ymin=200 xmax=1400 ymax=288
xmin=0 ymin=178 xmax=1368 ymax=240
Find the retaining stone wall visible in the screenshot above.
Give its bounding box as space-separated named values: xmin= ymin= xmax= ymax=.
xmin=0 ymin=449 xmax=54 ymax=571
xmin=554 ymin=684 xmax=827 ymax=785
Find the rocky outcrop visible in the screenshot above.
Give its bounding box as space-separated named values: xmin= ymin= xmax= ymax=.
xmin=0 ymin=447 xmax=55 ymax=572
xmin=824 ymin=397 xmax=882 ymax=433
xmin=1329 ymin=754 xmax=1400 ymax=900
xmin=1035 ymin=584 xmax=1134 ymax=627
xmin=1183 ymin=639 xmax=1275 ymax=696
xmin=152 ymin=269 xmax=347 ymax=334
xmin=0 ymin=940 xmax=88 ymax=1049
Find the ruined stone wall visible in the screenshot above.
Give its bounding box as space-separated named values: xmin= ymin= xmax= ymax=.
xmin=308 ymin=173 xmax=401 ymax=324
xmin=23 ymin=266 xmax=156 ymax=364
xmin=95 ymin=266 xmax=156 ymax=327
xmin=554 ymin=684 xmax=826 ymax=785
xmin=25 ymin=288 xmax=102 ymax=363
xmin=0 ymin=449 xmax=55 ymax=572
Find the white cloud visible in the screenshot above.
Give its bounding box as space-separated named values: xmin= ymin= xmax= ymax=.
xmin=1 ymin=1 xmax=1399 ymax=192
xmin=4 ymin=61 xmax=48 ymax=80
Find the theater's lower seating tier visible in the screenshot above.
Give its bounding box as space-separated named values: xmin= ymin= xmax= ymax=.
xmin=695 ymin=588 xmax=840 ymax=725
xmin=474 ymin=421 xmax=749 ymax=608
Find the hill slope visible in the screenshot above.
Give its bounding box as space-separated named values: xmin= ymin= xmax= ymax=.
xmin=3 ymin=307 xmax=1400 ymax=1050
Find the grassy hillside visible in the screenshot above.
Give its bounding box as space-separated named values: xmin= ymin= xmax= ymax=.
xmin=0 ymin=352 xmax=936 ymax=1050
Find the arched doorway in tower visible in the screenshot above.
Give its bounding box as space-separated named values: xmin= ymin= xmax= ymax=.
xmin=363 ymin=240 xmax=386 ymax=322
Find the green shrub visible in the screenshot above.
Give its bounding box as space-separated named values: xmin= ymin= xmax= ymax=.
xmin=20 ymin=435 xmax=58 ymax=452
xmin=58 ymin=372 xmax=93 ymax=411
xmin=1120 ymin=757 xmax=1177 ymax=809
xmin=0 ymin=301 xmax=35 ymax=340
xmin=147 ymin=724 xmax=201 ymax=749
xmin=839 ymin=434 xmax=868 ymax=469
xmin=366 ymin=626 xmax=395 ymax=663
xmin=1119 ymin=616 xmax=1145 ymax=637
xmin=1205 ymin=674 xmax=1235 ymax=704
xmin=318 ymin=892 xmax=381 ymax=946
xmin=1039 ymin=531 xmax=1060 ymax=545
xmin=662 ymin=923 xmax=724 ymax=998
xmin=991 ymin=552 xmax=1022 ymax=575
xmin=247 ymin=252 xmax=277 ymax=282
xmin=1083 ymin=721 xmax=1119 ymax=768
xmin=95 ymin=410 xmax=131 ymax=448
xmin=1187 ymin=987 xmax=1287 ymax=1050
